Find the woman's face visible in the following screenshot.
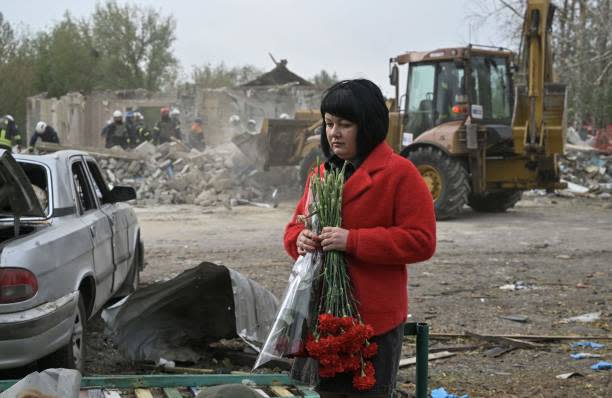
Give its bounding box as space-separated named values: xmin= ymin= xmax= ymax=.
xmin=324 ymin=113 xmax=358 ymax=160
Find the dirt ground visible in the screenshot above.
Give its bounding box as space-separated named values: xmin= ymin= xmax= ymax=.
xmin=80 ymin=194 xmax=611 ymax=397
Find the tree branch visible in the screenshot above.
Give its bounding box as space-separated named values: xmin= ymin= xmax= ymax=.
xmin=498 ymin=0 xmax=522 ymax=18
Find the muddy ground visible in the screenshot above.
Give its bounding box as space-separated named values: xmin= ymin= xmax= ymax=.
xmin=79 ymin=195 xmax=612 ymax=397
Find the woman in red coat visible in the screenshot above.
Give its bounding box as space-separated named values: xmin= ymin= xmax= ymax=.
xmin=284 ymin=79 xmax=436 ymax=397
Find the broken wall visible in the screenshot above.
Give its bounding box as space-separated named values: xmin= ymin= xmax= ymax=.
xmin=27 ymin=89 xmax=177 ymax=148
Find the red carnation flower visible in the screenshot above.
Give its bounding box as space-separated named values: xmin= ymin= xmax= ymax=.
xmin=362 ymin=342 xmax=378 ymax=359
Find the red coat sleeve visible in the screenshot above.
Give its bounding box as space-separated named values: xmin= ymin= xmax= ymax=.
xmin=345 ymin=163 xmax=436 ymax=265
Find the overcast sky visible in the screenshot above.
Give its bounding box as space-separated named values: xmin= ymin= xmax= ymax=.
xmin=3 ymin=0 xmax=513 ymax=95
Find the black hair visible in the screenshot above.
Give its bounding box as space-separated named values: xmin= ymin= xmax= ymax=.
xmin=320 ymin=79 xmax=389 ymax=159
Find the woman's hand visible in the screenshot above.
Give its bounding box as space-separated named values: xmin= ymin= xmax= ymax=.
xmin=320 ymin=227 xmax=349 ymax=252
xmin=297 ymin=229 xmax=320 ymax=255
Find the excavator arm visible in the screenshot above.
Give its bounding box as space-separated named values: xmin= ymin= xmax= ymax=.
xmin=512 ymin=0 xmax=566 ymax=157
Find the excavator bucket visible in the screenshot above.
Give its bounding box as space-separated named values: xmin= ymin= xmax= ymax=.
xmin=232 ymin=118 xmax=314 ymax=169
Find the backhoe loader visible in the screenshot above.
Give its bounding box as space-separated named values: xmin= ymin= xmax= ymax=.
xmin=234 ymin=0 xmax=566 ymax=219
xmin=389 ymin=0 xmax=566 ymax=218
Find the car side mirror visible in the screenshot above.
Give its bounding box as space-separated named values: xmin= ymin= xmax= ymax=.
xmin=109 ymin=186 xmax=136 ymax=203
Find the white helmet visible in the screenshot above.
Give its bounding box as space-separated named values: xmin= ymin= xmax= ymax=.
xmin=35 ymin=121 xmax=47 ymax=133
xmin=170 ymin=108 xmax=180 ymax=117
xmin=279 ymin=113 xmax=291 ymax=119
xmin=112 ymin=110 xmax=123 ymax=118
xmin=229 ymin=114 xmax=241 ymax=125
xmin=134 ymin=112 xmax=143 ymax=120
xmin=5 ymin=115 xmax=14 ymax=122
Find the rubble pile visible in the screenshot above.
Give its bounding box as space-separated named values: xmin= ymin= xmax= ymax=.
xmin=95 ymin=141 xmax=292 ymax=207
xmin=560 ymin=147 xmax=612 ymax=198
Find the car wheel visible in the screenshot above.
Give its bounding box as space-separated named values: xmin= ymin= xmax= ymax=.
xmin=38 ymin=295 xmax=86 ymax=372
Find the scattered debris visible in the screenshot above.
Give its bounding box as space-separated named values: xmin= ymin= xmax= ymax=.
xmin=499 ymin=281 xmax=538 ymax=291
xmin=555 ymin=372 xmax=583 ymax=380
xmin=465 ymin=331 xmax=544 ymax=349
xmin=591 ymin=361 xmax=612 ymax=371
xmin=560 ymin=312 xmax=602 ymax=323
xmin=431 ymin=387 xmax=469 ymax=398
xmin=483 ymin=346 xmax=515 ymax=358
xmin=430 ymin=332 xmax=612 ymax=341
xmin=559 ymin=147 xmax=612 ymax=197
xmin=499 ymin=315 xmax=529 ymax=323
xmin=570 ymin=352 xmax=602 ymax=360
xmin=398 ymin=351 xmax=455 ymax=368
xmin=570 ymin=341 xmax=606 ymax=349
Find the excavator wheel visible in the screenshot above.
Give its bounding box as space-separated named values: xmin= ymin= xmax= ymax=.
xmin=406 ymin=146 xmax=470 ymax=220
xmin=468 ymin=190 xmax=523 ymax=213
xmin=299 ymin=148 xmax=323 ymax=188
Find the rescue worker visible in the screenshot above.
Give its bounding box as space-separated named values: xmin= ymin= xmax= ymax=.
xmin=124 ymin=111 xmax=136 ymax=148
xmin=170 ymin=108 xmax=182 ymax=140
xmin=189 ymin=117 xmax=205 ymax=150
xmin=228 ymin=114 xmax=242 ymax=137
xmin=134 ymin=112 xmax=152 ymax=143
xmin=0 ymin=114 xmax=22 ymax=151
xmin=101 ymin=110 xmax=129 ymax=148
xmin=153 ymin=107 xmax=181 ymax=144
xmin=246 ymin=119 xmax=257 ymax=135
xmin=29 ymin=121 xmax=60 ymax=146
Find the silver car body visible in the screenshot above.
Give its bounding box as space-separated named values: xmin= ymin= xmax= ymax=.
xmin=0 ymin=150 xmax=141 ymax=369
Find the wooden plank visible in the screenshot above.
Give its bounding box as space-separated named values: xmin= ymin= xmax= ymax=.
xmin=102 ymin=390 xmax=122 ymax=398
xmin=465 ymin=331 xmax=544 ymax=349
xmin=135 ymin=388 xmax=155 ymax=398
xmin=399 ymin=351 xmax=455 ymax=368
xmin=253 ymin=388 xmax=271 ymax=398
xmin=162 ymin=388 xmax=183 ymax=398
xmin=88 ymin=390 xmax=105 ymax=398
xmin=269 ymin=386 xmax=295 ymax=397
xmin=429 ymin=332 xmax=612 ymax=341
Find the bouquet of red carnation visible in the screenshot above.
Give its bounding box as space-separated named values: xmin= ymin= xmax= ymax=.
xmin=304 ymin=163 xmax=378 ymax=391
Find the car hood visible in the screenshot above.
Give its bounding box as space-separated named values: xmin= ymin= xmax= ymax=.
xmin=0 ymin=149 xmax=45 ymax=218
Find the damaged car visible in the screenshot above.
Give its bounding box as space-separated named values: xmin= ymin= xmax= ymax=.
xmin=0 ymin=149 xmax=143 ymax=372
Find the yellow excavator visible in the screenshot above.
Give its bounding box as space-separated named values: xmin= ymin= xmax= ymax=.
xmin=234 ymin=0 xmax=566 ymax=219
xmin=387 ymin=0 xmax=566 ymax=219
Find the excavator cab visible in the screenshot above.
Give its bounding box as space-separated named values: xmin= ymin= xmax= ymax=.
xmin=402 ymin=49 xmax=515 ymax=149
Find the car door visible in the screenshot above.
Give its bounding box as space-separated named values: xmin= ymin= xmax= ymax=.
xmin=84 ymin=158 xmax=131 ymax=286
xmin=70 ymin=157 xmax=116 ymax=305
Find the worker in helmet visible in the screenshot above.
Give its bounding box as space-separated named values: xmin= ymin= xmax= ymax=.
xmin=170 ymin=108 xmax=182 ymax=140
xmin=29 ymin=121 xmax=60 ymax=147
xmin=134 ymin=112 xmax=152 ymax=144
xmin=124 ymin=111 xmax=136 ymax=148
xmin=0 ymin=114 xmax=21 ymax=151
xmin=246 ymin=119 xmax=258 ymax=135
xmin=189 ymin=117 xmax=206 ymax=150
xmin=153 ymin=107 xmax=181 ymax=144
xmin=101 ymin=110 xmax=129 ymax=148
xmin=228 ymin=114 xmax=242 ymax=137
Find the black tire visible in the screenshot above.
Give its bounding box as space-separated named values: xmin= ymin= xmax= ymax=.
xmin=468 ymin=190 xmax=523 ymax=213
xmin=406 ymin=146 xmax=470 ymax=220
xmin=299 ymin=148 xmax=323 ymax=187
xmin=38 ymin=295 xmax=86 ymax=372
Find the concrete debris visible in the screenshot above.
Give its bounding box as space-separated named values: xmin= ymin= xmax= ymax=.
xmin=560 ymin=311 xmax=602 ymax=323
xmin=559 ymin=147 xmax=612 ymax=198
xmin=92 ymin=142 xmax=294 ymax=208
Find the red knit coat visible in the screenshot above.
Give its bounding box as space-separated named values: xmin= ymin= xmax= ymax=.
xmin=284 ymin=142 xmax=436 ymax=335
